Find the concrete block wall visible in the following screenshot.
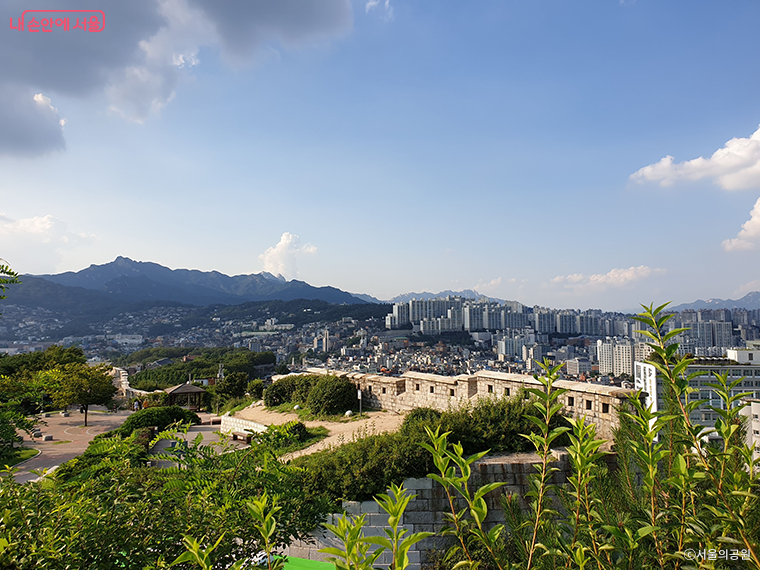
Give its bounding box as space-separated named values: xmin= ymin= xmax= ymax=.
xmin=219 ymin=414 xmax=267 ymax=435
xmin=281 ymin=453 xmax=575 ymax=570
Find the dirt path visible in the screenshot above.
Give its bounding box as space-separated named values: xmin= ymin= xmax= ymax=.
xmin=235 ymin=406 xmax=406 ymax=459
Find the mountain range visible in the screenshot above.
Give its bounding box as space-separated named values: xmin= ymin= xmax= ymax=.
xmin=32 ymin=256 xmax=373 ymax=306
xmin=670 ymin=292 xmax=760 ymax=312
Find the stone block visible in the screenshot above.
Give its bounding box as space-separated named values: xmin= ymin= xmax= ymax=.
xmin=60 ymin=412 xmax=69 ymax=417
xmin=407 ymin=551 xmax=421 ymax=563
xmin=342 ymin=501 xmax=361 ymax=515
xmin=43 ymin=435 xmax=53 ymax=441
xmin=403 ymin=477 xmax=433 ymax=490
xmin=403 ymin=511 xmax=435 ymax=525
xmin=404 ymin=498 xmax=431 ymax=512
xmin=361 ymin=526 xmax=386 ymax=537
xmin=360 ymin=500 xmax=381 ymax=513
xmin=367 ymin=513 xmax=389 ymax=527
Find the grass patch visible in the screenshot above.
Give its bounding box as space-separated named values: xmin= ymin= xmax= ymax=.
xmin=5 ymin=448 xmax=39 ymax=467
xmin=52 ymin=440 xmax=72 ymax=445
xmin=269 ymin=402 xmax=371 ymax=422
xmin=277 ymin=426 xmax=329 ymax=455
xmin=219 ymin=396 xmax=255 ymax=416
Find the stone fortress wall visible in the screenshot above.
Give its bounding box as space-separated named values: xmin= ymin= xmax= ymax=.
xmin=301 ymin=367 xmax=638 ymax=440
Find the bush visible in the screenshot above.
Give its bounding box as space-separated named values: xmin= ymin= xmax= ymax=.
xmin=248 ymin=379 xmax=265 ymax=399
xmin=262 ymin=374 xmax=322 ymax=407
xmin=283 ymin=420 xmax=309 ymax=442
xmin=306 ymin=376 xmax=357 ymax=416
xmin=109 ymin=406 xmax=201 ymax=438
xmin=55 ymin=427 xmax=153 ymax=482
xmin=219 ymin=396 xmax=254 ymax=416
xmin=295 ymin=394 xmax=569 ymax=505
xmin=263 ymin=379 xmax=293 ymax=407
xmin=294 ymin=430 xmax=432 ymax=505
xmin=399 ymin=407 xmax=441 ymax=436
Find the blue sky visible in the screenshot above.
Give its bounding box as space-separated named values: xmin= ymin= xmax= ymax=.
xmin=2 ymin=0 xmax=760 ymax=311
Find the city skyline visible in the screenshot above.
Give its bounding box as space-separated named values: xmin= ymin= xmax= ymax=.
xmin=2 ymin=1 xmax=760 ymax=311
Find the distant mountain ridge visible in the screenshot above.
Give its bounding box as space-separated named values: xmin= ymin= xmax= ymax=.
xmin=390 ymin=289 xmax=504 ymax=303
xmin=671 ymin=291 xmax=760 ymax=311
xmin=34 ymin=256 xmax=370 ymax=306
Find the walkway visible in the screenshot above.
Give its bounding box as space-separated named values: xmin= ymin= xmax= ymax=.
xmin=12 ymin=406 xmax=131 ymax=483
xmin=235 ymin=406 xmax=406 ymax=460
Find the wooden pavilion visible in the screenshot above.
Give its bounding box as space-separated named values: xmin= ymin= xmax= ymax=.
xmin=164 ymin=383 xmax=206 ymax=411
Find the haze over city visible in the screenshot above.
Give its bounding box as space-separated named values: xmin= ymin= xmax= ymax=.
xmin=2 ymin=1 xmax=760 ymax=311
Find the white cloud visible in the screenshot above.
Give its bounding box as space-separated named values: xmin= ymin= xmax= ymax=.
xmin=722 ymin=197 xmax=760 ymax=252
xmin=258 ymin=232 xmax=317 ymax=279
xmin=0 ymin=0 xmax=353 ymax=152
xmin=630 ymin=125 xmax=760 ymax=191
xmin=551 ymin=266 xmax=662 ymax=290
xmin=474 ymin=277 xmax=502 ymax=294
xmin=735 ymin=279 xmax=760 ymax=297
xmin=365 ymin=0 xmax=393 ymax=21
xmin=0 ymin=214 xmax=96 ymax=273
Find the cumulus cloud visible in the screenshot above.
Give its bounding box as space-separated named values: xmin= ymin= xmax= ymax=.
xmin=0 ymin=213 xmax=96 ymax=272
xmin=258 ymin=232 xmax=317 ymax=279
xmin=551 ymin=266 xmax=663 ymax=290
xmin=722 ymin=197 xmax=760 ymax=251
xmin=0 ymin=0 xmax=353 ymax=152
xmin=630 ymin=125 xmax=760 ymax=191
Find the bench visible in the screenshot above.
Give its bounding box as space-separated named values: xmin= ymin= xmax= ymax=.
xmin=232 ymin=431 xmax=252 ymax=444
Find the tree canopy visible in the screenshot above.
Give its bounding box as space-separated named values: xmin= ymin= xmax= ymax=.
xmin=45 ymin=363 xmax=117 ymax=426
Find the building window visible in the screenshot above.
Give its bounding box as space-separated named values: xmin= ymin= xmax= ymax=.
xmin=602 ymin=403 xmax=609 ymax=414
xmin=749 ymin=353 xmax=754 ymax=361
xmin=430 ymin=386 xmax=435 ymax=394
xmin=368 ymin=386 xmax=372 ymax=393
xmin=416 ymin=384 xmax=420 ymax=391
xmin=450 ymin=389 xmax=455 ymax=397
xmin=487 ymin=385 xmax=493 ymax=393
xmin=505 ymin=387 xmax=510 ymax=396
xmin=382 ymin=387 xmax=387 ymax=394
xmin=567 ymin=396 xmax=574 ymax=407
xmin=586 ymin=400 xmax=592 ymax=410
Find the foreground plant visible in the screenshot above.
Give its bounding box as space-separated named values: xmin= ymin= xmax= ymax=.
xmin=321 ymin=483 xmax=432 ymax=570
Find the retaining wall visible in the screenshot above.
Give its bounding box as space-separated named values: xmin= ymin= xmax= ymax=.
xmin=219 ymin=414 xmax=267 ymax=435
xmin=282 ymin=450 xmax=577 ymax=570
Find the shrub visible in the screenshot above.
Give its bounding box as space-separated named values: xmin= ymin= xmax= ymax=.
xmin=262 ymin=374 xmax=322 ymax=407
xmin=292 ymin=375 xmax=320 ymax=405
xmin=109 ymin=405 xmax=200 ymax=438
xmin=399 ymin=407 xmax=441 ymax=436
xmin=55 ymin=427 xmax=153 ymax=482
xmin=306 ymin=376 xmax=357 ymax=416
xmin=296 ymin=394 xmax=569 ymax=505
xmin=263 ymin=379 xmax=292 ymax=407
xmin=294 ymin=430 xmax=432 ymax=506
xmin=283 ymin=420 xmax=309 ymax=442
xmin=219 ymin=396 xmax=254 ymax=416
xmin=248 ymin=379 xmax=265 ymax=399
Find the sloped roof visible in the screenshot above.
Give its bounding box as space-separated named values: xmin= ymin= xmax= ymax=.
xmin=164 ymin=383 xmax=207 ymax=395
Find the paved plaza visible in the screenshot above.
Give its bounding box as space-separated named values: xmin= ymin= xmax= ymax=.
xmin=12 ymin=408 xmax=229 ymax=483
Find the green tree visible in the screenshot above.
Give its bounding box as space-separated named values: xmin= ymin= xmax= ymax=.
xmin=45 ymin=363 xmax=117 ymax=426
xmin=215 ymin=371 xmax=248 ymax=400
xmin=0 ymin=262 xmax=20 ymax=316
xmin=0 ymin=405 xmax=35 ymax=463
